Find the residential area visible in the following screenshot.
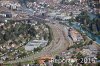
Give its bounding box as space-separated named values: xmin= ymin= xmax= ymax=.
xmin=0 ymin=0 xmax=100 ymax=66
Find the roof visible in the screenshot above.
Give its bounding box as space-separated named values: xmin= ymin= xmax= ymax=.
xmin=0 ymin=6 xmax=10 ymax=13
xmin=88 ymin=13 xmax=97 ymax=20
xmin=38 ymin=55 xmax=53 ymax=64
xmin=26 ymin=40 xmax=48 ymax=46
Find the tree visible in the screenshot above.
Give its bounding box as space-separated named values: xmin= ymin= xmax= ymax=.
xmin=55 ymin=55 xmax=60 ymax=59
xmin=34 ymin=47 xmax=42 ymax=52
xmin=88 ymin=40 xmax=93 ymax=45
xmin=53 ymin=63 xmax=61 ymax=66
xmin=28 ymin=26 xmax=36 ymax=37
xmin=96 ymin=63 xmax=100 ymax=66
xmin=64 ymin=63 xmax=69 ymax=66
xmin=72 ymin=62 xmax=77 ymax=66
xmin=34 ymin=60 xmax=39 ymax=64
xmin=3 ymin=31 xmax=10 ymax=41
xmin=44 ymin=58 xmax=49 ymax=62
xmin=60 ymin=0 xmax=65 ymax=4
xmin=0 ymin=33 xmax=5 ymax=44
xmin=94 ymin=18 xmax=100 ymax=32
xmin=82 ymin=64 xmax=87 ymax=66
xmin=76 ymin=52 xmax=84 ymax=59
xmin=97 ymin=52 xmax=100 ymax=60
xmin=28 ymin=0 xmax=37 ymax=2
xmin=17 ymin=62 xmax=22 ymax=66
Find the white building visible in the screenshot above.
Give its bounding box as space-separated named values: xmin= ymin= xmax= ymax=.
xmin=0 ymin=1 xmax=21 ymax=9
xmin=25 ymin=39 xmax=48 ymax=51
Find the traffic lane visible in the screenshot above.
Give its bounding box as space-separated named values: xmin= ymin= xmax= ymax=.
xmin=6 ymin=22 xmax=70 ymax=64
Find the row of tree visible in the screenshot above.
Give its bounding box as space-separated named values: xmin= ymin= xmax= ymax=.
xmin=75 ymin=11 xmax=100 ymax=35
xmin=0 ymin=21 xmax=37 ymax=44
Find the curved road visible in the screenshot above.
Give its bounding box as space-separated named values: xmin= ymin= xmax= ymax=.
xmin=5 ymin=22 xmax=71 ymax=64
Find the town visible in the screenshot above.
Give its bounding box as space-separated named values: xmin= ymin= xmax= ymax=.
xmin=0 ymin=0 xmax=100 ymax=66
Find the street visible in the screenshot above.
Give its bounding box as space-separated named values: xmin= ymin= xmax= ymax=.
xmin=6 ymin=22 xmax=71 ymax=64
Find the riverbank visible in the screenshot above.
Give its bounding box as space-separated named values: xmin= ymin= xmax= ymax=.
xmin=85 ymin=36 xmax=100 ymax=50
xmin=72 ymin=22 xmax=100 ymax=44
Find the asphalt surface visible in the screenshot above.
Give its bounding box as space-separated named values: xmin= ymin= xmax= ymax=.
xmin=6 ymin=22 xmax=71 ymax=64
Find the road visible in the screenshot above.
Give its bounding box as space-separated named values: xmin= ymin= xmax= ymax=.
xmin=3 ymin=5 xmax=74 ymax=63
xmin=6 ymin=22 xmax=71 ymax=64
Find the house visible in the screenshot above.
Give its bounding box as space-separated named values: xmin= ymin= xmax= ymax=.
xmin=0 ymin=1 xmax=21 ymax=10
xmin=1 ymin=55 xmax=8 ymax=61
xmin=0 ymin=11 xmax=12 ymax=18
xmin=81 ymin=49 xmax=92 ymax=56
xmin=69 ymin=28 xmax=83 ymax=42
xmin=81 ymin=45 xmax=98 ymax=57
xmin=0 ymin=60 xmax=3 ymax=64
xmin=38 ymin=55 xmax=53 ymax=66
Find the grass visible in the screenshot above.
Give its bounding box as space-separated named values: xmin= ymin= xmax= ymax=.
xmin=3 ymin=60 xmax=34 ymax=66
xmin=45 ymin=24 xmax=53 ymax=46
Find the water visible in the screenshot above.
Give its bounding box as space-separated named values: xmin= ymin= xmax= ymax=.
xmin=21 ymin=5 xmax=100 ymax=44
xmin=69 ymin=22 xmax=100 ymax=44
